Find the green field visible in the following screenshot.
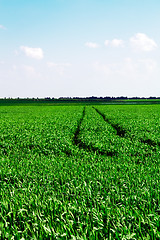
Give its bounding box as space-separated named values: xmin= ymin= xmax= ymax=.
xmin=0 ymin=104 xmax=160 ymax=239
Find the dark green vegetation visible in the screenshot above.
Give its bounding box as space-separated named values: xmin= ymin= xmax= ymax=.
xmin=0 ymin=105 xmax=160 ymax=239
xmin=1 ymin=98 xmax=160 ymax=106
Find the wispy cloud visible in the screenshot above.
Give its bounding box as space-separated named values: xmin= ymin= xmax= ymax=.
xmin=0 ymin=25 xmax=6 ymax=30
xmin=111 ymin=39 xmax=124 ymax=47
xmin=104 ymin=39 xmax=124 ymax=47
xmin=104 ymin=40 xmax=109 ymax=46
xmin=130 ymin=33 xmax=157 ymax=52
xmin=22 ymin=65 xmax=37 ymax=76
xmin=47 ymin=62 xmax=72 ymax=75
xmin=12 ymin=64 xmax=41 ymax=78
xmin=85 ymin=42 xmax=99 ymax=48
xmin=94 ymin=57 xmax=157 ymax=76
xmin=20 ymin=46 xmax=44 ymax=59
xmin=47 ymin=62 xmax=71 ymax=68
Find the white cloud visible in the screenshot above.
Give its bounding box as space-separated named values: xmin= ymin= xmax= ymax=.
xmin=20 ymin=46 xmax=44 ymax=59
xmin=85 ymin=42 xmax=99 ymax=48
xmin=111 ymin=39 xmax=124 ymax=47
xmin=0 ymin=25 xmax=6 ymax=30
xmin=130 ymin=33 xmax=157 ymax=52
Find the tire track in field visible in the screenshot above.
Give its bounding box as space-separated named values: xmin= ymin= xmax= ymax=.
xmin=73 ymin=107 xmax=86 ymax=146
xmin=139 ymin=138 xmax=160 ymax=149
xmin=93 ymin=107 xmax=127 ymax=137
xmin=73 ymin=107 xmax=116 ymax=156
xmin=93 ymin=107 xmax=160 ymax=150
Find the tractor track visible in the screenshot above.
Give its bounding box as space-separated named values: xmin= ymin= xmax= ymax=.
xmin=73 ymin=107 xmax=117 ymax=156
xmin=93 ymin=107 xmax=127 ymax=137
xmin=93 ymin=107 xmax=160 ymax=151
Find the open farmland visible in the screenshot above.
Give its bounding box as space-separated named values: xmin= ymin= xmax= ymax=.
xmin=0 ymin=104 xmax=160 ymax=239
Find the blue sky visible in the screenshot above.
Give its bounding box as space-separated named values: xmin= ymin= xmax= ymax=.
xmin=0 ymin=0 xmax=160 ymax=98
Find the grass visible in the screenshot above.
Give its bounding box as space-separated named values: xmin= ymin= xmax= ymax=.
xmin=0 ymin=105 xmax=160 ymax=239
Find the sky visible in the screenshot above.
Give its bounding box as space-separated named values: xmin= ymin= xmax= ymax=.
xmin=0 ymin=0 xmax=160 ymax=98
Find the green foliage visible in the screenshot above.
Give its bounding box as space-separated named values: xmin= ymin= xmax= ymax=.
xmin=0 ymin=105 xmax=160 ymax=239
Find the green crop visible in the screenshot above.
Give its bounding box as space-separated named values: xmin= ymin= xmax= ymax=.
xmin=0 ymin=105 xmax=160 ymax=239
